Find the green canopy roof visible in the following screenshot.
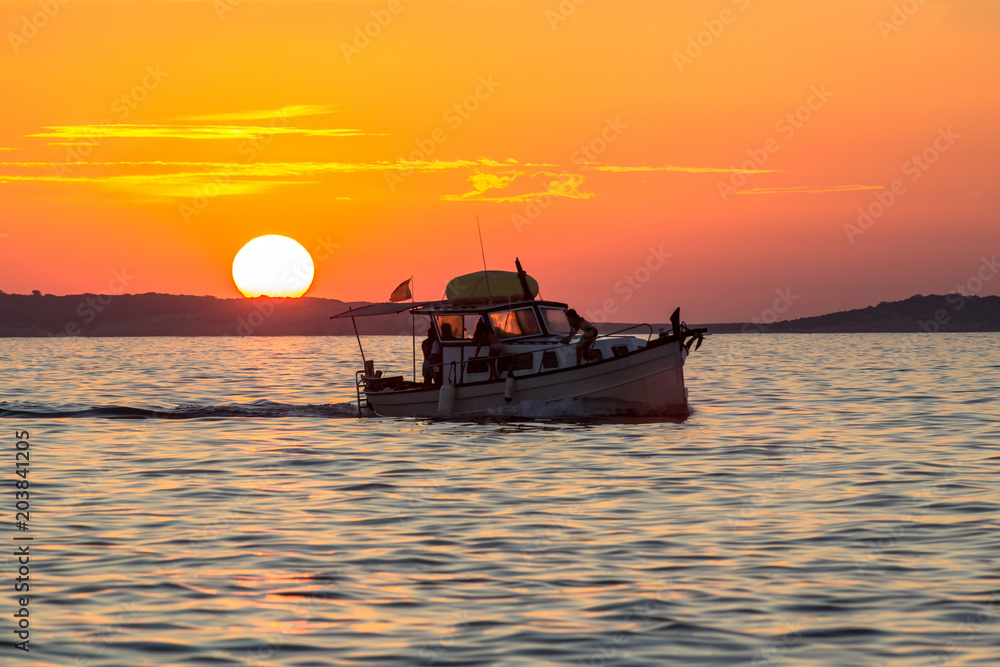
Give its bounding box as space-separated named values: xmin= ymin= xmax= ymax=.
xmin=445 ymin=270 xmax=538 ymax=302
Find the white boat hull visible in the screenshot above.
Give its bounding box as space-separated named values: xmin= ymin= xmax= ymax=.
xmin=365 ymin=340 xmax=690 ymax=418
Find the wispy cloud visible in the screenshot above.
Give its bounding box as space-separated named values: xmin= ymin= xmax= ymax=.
xmin=0 ymin=158 xmax=517 ymax=177
xmin=389 ymin=157 xmax=515 ymax=174
xmin=174 ymin=105 xmax=338 ymax=122
xmin=594 ymin=164 xmax=779 ymax=174
xmin=0 ymin=156 xmax=801 ymax=203
xmin=0 ymin=158 xmax=527 ymax=199
xmin=441 ymin=172 xmax=523 ymax=201
xmin=736 ymin=184 xmax=886 ymax=195
xmin=28 ymin=124 xmax=370 ymax=144
xmin=443 ymin=172 xmax=593 ymax=202
xmin=0 ymin=172 xmax=309 ymax=198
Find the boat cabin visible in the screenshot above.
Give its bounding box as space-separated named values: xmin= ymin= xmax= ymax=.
xmin=332 ymin=261 xmax=660 ymax=409
xmin=420 ymin=299 xmax=645 ymax=386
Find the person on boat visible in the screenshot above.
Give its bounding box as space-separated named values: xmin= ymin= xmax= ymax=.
xmin=439 ymin=322 xmax=458 ymax=341
xmin=421 ymin=327 xmax=442 ymax=384
xmin=562 ymin=309 xmax=603 ymax=365
xmin=472 ymin=316 xmax=502 ymax=380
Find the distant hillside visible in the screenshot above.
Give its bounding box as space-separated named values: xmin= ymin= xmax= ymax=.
xmin=0 ymin=292 xmax=997 ymax=337
xmin=0 ymin=293 xmax=418 ymax=337
xmin=702 ymin=294 xmax=1000 ymax=333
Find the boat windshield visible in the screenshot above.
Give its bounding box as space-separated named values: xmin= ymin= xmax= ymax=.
xmin=434 ymin=314 xmax=470 ymax=340
xmin=489 ymin=308 xmax=542 ymax=339
xmin=541 ymin=307 xmax=572 ymax=335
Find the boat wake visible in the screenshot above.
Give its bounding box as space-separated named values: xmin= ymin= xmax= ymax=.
xmin=482 ymin=397 xmax=690 ymax=423
xmin=0 ymin=398 xmax=686 ymax=423
xmin=0 ymin=399 xmax=359 ymax=420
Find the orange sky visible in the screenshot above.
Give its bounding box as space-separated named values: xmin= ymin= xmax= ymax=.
xmin=1 ymin=0 xmax=997 ymax=322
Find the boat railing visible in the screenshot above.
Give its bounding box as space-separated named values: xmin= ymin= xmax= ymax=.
xmin=604 ymin=323 xmax=654 ymax=343
xmin=359 ymin=320 xmax=703 ymax=399
xmin=354 ymin=370 xmax=372 ymax=417
xmin=419 ymin=323 xmax=659 ymax=385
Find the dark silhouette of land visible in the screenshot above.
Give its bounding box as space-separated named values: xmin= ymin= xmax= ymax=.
xmin=0 ymin=293 xmax=415 ymax=337
xmin=0 ymin=292 xmax=997 ymax=337
xmin=698 ymin=294 xmax=1000 ymax=333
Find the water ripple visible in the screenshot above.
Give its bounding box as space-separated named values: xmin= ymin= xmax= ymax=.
xmin=2 ymin=334 xmax=998 ymax=665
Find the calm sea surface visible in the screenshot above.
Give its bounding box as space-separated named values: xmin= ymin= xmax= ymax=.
xmin=1 ymin=334 xmax=998 ymax=666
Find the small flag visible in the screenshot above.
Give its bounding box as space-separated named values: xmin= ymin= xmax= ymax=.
xmin=389 ymin=278 xmax=412 ymax=302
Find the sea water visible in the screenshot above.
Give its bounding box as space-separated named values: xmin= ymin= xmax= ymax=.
xmin=1 ymin=334 xmax=998 ymax=666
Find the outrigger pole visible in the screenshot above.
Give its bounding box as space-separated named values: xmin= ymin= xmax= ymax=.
xmin=476 ymin=215 xmax=493 ymax=301
xmin=411 ymin=275 xmax=416 ymax=383
xmin=351 ymin=316 xmax=366 ymax=367
xmin=330 ymin=309 xmax=367 ymax=367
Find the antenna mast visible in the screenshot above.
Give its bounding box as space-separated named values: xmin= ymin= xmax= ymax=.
xmin=476 ymin=215 xmax=493 ymax=301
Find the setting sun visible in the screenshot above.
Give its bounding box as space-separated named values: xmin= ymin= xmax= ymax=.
xmin=232 ymin=235 xmax=315 ymax=298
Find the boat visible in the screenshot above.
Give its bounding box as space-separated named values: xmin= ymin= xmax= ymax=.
xmin=333 ymin=259 xmax=706 ymax=418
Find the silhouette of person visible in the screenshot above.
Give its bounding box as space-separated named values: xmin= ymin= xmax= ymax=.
xmin=421 ymin=327 xmax=441 ymax=384
xmin=562 ymin=308 xmax=603 ymax=365
xmin=473 ymin=316 xmax=502 ymax=380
